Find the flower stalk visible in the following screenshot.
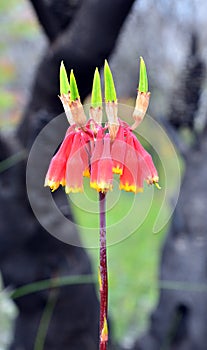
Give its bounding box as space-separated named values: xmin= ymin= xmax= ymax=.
xmin=45 ymin=58 xmax=160 ymax=350
xmin=99 ymin=191 xmax=108 ymax=350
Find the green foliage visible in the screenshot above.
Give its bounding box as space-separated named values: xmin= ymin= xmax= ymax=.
xmin=138 ymin=57 xmax=148 ymax=92
xmin=91 ymin=68 xmax=102 ymax=108
xmin=60 ymin=61 xmax=70 ymax=95
xmin=34 ymin=291 xmax=58 ymax=350
xmin=70 ymin=70 xmax=80 ymax=101
xmin=10 ymin=275 xmax=94 ymax=299
xmin=70 ymin=180 xmax=167 ymax=341
xmin=104 ymin=60 xmax=117 ymax=102
xmin=0 ymin=91 xmax=16 ymax=112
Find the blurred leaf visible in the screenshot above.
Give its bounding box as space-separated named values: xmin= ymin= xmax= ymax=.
xmin=34 ymin=291 xmax=58 ymax=350
xmin=0 ymin=151 xmax=26 ymax=173
xmin=10 ymin=274 xmax=95 ymax=299
xmin=0 ymin=62 xmax=16 ymax=85
xmin=0 ymin=91 xmax=16 ymax=111
xmin=0 ymin=0 xmax=17 ymax=12
xmin=8 ymin=21 xmax=39 ymax=39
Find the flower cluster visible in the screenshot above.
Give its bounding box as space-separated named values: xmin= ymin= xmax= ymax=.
xmin=45 ymin=59 xmax=159 ymax=194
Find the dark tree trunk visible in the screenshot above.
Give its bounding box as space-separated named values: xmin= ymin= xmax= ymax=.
xmin=131 ymin=32 xmax=207 ymax=350
xmin=0 ymin=0 xmax=135 ymax=349
xmin=133 ymin=134 xmax=207 ymax=350
xmin=18 ymin=0 xmax=136 ymax=147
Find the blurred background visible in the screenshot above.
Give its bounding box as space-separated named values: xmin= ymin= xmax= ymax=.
xmin=1 ymin=0 xmax=207 ymax=349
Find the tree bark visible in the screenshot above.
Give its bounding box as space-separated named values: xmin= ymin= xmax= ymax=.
xmin=0 ymin=0 xmax=135 ymax=348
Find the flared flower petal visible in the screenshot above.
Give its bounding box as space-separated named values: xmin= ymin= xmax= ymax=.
xmin=65 ymin=133 xmax=85 ymax=193
xmin=90 ymin=133 xmax=113 ymax=192
xmin=131 ymin=133 xmax=159 ymax=186
xmin=111 ymin=125 xmax=126 ymax=175
xmin=120 ymin=131 xmax=143 ymax=193
xmin=90 ymin=129 xmax=104 ymax=190
xmin=44 ymin=131 xmax=75 ymax=191
xmin=80 ymin=131 xmax=91 ymax=177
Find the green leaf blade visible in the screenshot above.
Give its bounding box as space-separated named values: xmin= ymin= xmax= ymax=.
xmin=138 ymin=57 xmax=148 ymax=92
xmin=91 ymin=68 xmax=102 ymax=108
xmin=70 ymin=70 xmax=80 ymax=101
xmin=104 ymin=60 xmax=117 ymax=103
xmin=60 ymin=61 xmax=70 ymax=95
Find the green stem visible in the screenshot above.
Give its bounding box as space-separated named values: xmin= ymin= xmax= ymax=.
xmin=34 ymin=289 xmax=58 ymax=350
xmin=10 ymin=274 xmax=95 ymax=299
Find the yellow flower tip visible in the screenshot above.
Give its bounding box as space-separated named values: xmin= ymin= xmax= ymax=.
xmin=65 ymin=186 xmax=83 ymax=194
xmin=155 ymin=182 xmax=161 ymax=190
xmin=101 ymin=317 xmax=108 ymax=343
xmin=146 ymin=176 xmax=160 ymax=189
xmin=90 ymin=182 xmax=98 ymax=190
xmin=45 ymin=179 xmax=60 ymax=192
xmin=83 ymin=169 xmax=90 ymax=177
xmin=119 ymin=183 xmax=143 ymax=193
xmin=60 ymin=179 xmax=66 ymax=187
xmin=90 ymin=181 xmax=113 ymax=193
xmin=112 ymin=166 xmax=123 ymax=175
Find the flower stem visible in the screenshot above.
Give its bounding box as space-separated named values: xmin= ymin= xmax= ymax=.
xmin=99 ymin=191 xmax=108 ymax=350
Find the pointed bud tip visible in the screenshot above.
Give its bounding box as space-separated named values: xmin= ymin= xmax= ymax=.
xmin=60 ymin=61 xmax=70 ymax=95
xmin=70 ymin=69 xmax=80 ymax=101
xmin=104 ymin=60 xmax=117 ymax=102
xmin=91 ymin=67 xmax=102 ymax=108
xmin=138 ymin=56 xmax=148 ymax=93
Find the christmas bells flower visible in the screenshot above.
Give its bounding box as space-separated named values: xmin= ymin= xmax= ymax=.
xmin=44 ymin=58 xmax=160 ymax=350
xmin=45 ymin=58 xmax=160 ymax=194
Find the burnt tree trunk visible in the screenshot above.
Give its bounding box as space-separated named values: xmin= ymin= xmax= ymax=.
xmin=0 ymin=0 xmax=135 ymax=349
xmin=131 ymin=32 xmax=207 ymax=350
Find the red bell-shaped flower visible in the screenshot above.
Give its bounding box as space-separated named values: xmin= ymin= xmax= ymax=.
xmin=44 ymin=131 xmax=75 ymax=191
xmin=120 ymin=130 xmax=143 ymax=193
xmin=111 ymin=125 xmax=126 ymax=175
xmin=90 ymin=133 xmax=113 ymax=192
xmin=65 ymin=132 xmax=86 ymax=193
xmin=132 ymin=133 xmax=159 ymax=185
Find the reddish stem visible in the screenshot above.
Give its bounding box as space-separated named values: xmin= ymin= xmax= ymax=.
xmin=99 ymin=191 xmax=108 ymax=350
